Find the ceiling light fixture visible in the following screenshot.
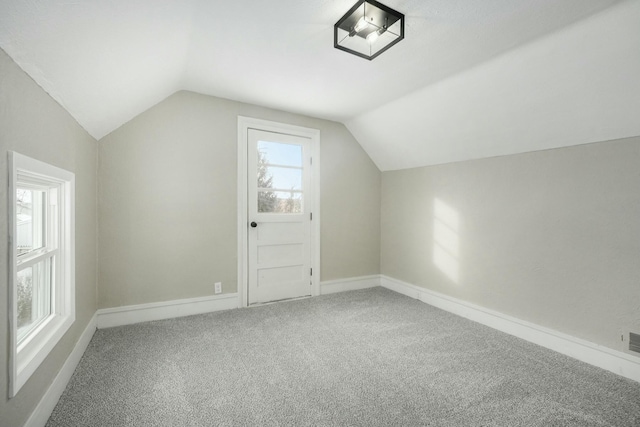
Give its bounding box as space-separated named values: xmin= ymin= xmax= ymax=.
xmin=334 ymin=0 xmax=404 ymax=61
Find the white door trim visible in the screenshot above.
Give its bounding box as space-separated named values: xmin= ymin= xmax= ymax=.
xmin=237 ymin=116 xmax=321 ymax=308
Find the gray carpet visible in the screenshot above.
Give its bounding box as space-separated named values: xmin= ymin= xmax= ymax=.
xmin=47 ymin=288 xmax=640 ymax=426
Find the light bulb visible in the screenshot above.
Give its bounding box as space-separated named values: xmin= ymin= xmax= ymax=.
xmin=367 ymin=25 xmax=388 ymax=45
xmin=366 ymin=31 xmax=379 ymax=44
xmin=354 ymin=16 xmax=369 ymax=33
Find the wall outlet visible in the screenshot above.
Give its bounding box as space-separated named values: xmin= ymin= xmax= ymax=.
xmin=630 ymin=332 xmax=640 ymax=354
xmin=214 ymin=282 xmax=222 ymax=294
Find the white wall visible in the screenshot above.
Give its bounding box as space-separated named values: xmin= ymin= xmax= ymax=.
xmin=381 ymin=136 xmax=640 ymax=354
xmin=98 ymin=91 xmax=381 ymax=308
xmin=0 ymin=48 xmax=98 ymax=427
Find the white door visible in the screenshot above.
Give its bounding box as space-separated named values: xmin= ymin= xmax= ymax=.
xmin=247 ymin=129 xmax=313 ymax=305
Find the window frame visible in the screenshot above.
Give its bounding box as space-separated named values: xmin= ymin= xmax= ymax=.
xmin=8 ymin=152 xmax=75 ymax=398
xmin=16 ymin=184 xmax=54 ymax=344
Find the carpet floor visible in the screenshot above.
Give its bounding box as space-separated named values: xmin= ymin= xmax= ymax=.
xmin=47 ymin=288 xmax=640 ymax=426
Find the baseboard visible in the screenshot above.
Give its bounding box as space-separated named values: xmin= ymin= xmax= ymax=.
xmin=320 ymin=275 xmax=380 ymax=295
xmin=24 ymin=313 xmax=97 ymax=427
xmin=24 ymin=278 xmax=638 ymax=427
xmin=380 ymin=275 xmax=640 ymax=383
xmin=96 ymin=293 xmax=239 ymax=329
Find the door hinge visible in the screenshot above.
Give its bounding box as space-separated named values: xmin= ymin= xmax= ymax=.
xmin=310 ymin=157 xmax=313 ymax=165
xmin=310 ymin=212 xmax=312 ymax=221
xmin=310 ymin=268 xmax=313 ymax=276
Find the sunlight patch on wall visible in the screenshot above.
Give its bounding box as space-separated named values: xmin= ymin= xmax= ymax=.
xmin=433 ymin=198 xmax=460 ymax=284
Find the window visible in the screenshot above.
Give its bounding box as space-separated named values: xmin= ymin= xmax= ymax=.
xmin=8 ymin=152 xmax=75 ymax=398
xmin=257 ymin=140 xmax=304 ymax=214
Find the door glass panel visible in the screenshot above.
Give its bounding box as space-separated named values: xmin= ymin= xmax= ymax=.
xmin=258 ymin=167 xmax=302 ymax=191
xmin=258 ymin=191 xmax=303 ymax=213
xmin=17 ymin=258 xmax=52 ymax=343
xmin=257 ymin=141 xmax=302 ymax=167
xmin=257 ymin=139 xmax=304 ymax=214
xmin=16 ymin=188 xmax=46 ymax=256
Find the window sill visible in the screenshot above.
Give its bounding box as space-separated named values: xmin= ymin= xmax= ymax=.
xmin=12 ymin=313 xmax=75 ymax=397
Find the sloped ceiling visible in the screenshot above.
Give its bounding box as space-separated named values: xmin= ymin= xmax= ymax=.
xmin=1 ymin=0 xmax=637 ymax=170
xmin=348 ymin=0 xmax=640 ymax=170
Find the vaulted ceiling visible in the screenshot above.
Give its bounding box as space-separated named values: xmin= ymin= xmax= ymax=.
xmin=1 ymin=0 xmax=638 ymax=170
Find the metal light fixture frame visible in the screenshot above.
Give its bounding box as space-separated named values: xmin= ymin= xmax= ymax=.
xmin=334 ymin=0 xmax=405 ymax=61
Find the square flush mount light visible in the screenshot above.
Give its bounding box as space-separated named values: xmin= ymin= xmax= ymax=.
xmin=334 ymin=0 xmax=404 ymax=60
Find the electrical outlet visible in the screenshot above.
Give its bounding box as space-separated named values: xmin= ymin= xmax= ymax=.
xmin=630 ymin=332 xmax=640 ymax=353
xmin=214 ymin=282 xmax=222 ymax=294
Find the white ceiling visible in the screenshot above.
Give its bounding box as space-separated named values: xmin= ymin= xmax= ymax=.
xmin=1 ymin=0 xmax=637 ymax=170
xmin=348 ymin=0 xmax=640 ymax=170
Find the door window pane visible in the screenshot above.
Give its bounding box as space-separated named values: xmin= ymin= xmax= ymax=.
xmin=16 ymin=188 xmax=46 ymax=256
xmin=258 ymin=141 xmax=302 ymax=167
xmin=17 ymin=258 xmax=52 ymax=342
xmin=258 ymin=191 xmax=303 ymax=213
xmin=257 ymin=139 xmax=304 ymax=214
xmin=258 ymin=166 xmax=302 ymax=191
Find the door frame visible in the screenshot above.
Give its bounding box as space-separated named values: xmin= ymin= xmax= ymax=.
xmin=237 ymin=116 xmax=321 ymax=308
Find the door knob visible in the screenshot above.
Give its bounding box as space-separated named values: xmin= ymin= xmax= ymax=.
xmin=250 ymin=221 xmax=257 ymax=228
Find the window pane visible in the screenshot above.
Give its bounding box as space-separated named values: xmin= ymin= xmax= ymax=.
xmin=258 ymin=191 xmax=303 ymax=213
xmin=258 ymin=141 xmax=302 ymax=167
xmin=17 ymin=258 xmax=52 ymax=342
xmin=258 ymin=166 xmax=302 ymax=191
xmin=17 ymin=189 xmax=46 ymax=256
xmin=256 ymin=140 xmax=304 ymax=214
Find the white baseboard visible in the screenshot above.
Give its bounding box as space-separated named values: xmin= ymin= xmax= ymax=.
xmin=320 ymin=275 xmax=380 ymax=295
xmin=380 ymin=275 xmax=640 ymax=383
xmin=96 ymin=293 xmax=239 ymax=329
xmin=24 ymin=277 xmax=639 ymax=427
xmin=24 ymin=313 xmax=97 ymax=427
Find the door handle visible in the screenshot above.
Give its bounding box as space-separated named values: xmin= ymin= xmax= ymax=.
xmin=250 ymin=221 xmax=257 ymax=228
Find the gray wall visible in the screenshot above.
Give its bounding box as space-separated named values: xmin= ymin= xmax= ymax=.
xmin=98 ymin=91 xmax=381 ymax=308
xmin=381 ymin=136 xmax=640 ymax=354
xmin=0 ymin=49 xmax=98 ymax=426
